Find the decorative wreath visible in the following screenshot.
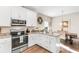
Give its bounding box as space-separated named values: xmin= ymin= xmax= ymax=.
xmin=37 ymin=17 xmax=43 ymax=24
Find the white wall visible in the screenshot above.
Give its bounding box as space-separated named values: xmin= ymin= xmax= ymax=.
xmin=52 ymin=12 xmax=79 ymax=37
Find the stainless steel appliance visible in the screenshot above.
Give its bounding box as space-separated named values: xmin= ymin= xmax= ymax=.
xmin=11 ymin=31 xmax=28 ymax=49
xmin=11 ymin=19 xmax=26 ymax=26
xmin=11 ymin=19 xmax=28 ymax=53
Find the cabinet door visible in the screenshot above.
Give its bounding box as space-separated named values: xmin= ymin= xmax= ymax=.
xmin=11 ymin=6 xmax=27 ymax=20
xmin=18 ymin=7 xmax=27 ymax=20
xmin=11 ymin=6 xmax=20 ymax=19
xmin=28 ymin=34 xmax=37 ymax=47
xmin=28 ymin=35 xmax=34 ymax=47
xmin=26 ymin=9 xmax=37 ymax=26
xmin=0 ymin=38 xmax=11 ymax=53
xmin=0 ymin=7 xmax=11 ymax=26
xmin=37 ymin=34 xmax=50 ymax=50
xmin=49 ymin=37 xmax=60 ymax=53
xmin=42 ymin=35 xmax=50 ymax=50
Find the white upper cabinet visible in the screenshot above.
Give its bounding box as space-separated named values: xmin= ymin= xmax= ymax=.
xmin=0 ymin=6 xmax=37 ymax=26
xmin=11 ymin=6 xmax=25 ymax=20
xmin=11 ymin=6 xmax=19 ymax=19
xmin=18 ymin=7 xmax=27 ymax=20
xmin=0 ymin=7 xmax=11 ymax=26
xmin=11 ymin=7 xmax=37 ymax=26
xmin=11 ymin=6 xmax=22 ymax=20
xmin=26 ymin=9 xmax=37 ymax=26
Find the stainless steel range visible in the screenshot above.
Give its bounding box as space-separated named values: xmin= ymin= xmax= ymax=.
xmin=11 ymin=19 xmax=28 ymax=53
xmin=11 ymin=30 xmax=28 ymax=49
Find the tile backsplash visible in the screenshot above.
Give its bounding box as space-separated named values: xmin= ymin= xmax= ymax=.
xmin=0 ymin=27 xmax=10 ymax=34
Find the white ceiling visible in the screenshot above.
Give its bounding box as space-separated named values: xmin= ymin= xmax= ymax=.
xmin=23 ymin=6 xmax=79 ymax=17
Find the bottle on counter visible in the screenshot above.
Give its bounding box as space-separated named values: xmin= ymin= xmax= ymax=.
xmin=26 ymin=28 xmax=30 ymax=34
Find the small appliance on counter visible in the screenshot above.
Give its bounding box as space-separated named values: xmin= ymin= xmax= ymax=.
xmin=26 ymin=28 xmax=30 ymax=34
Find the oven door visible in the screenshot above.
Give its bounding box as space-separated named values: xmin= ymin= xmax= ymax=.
xmin=12 ymin=37 xmax=20 ymax=48
xmin=19 ymin=35 xmax=28 ymax=45
xmin=23 ymin=35 xmax=28 ymax=44
xmin=12 ymin=35 xmax=28 ymax=52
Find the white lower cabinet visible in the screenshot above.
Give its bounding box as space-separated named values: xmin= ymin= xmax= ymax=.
xmin=0 ymin=37 xmax=11 ymax=53
xmin=28 ymin=34 xmax=60 ymax=53
xmin=48 ymin=37 xmax=57 ymax=52
xmin=37 ymin=35 xmax=50 ymax=50
xmin=28 ymin=34 xmax=37 ymax=47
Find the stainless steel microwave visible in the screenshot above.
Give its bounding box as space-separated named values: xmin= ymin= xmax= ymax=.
xmin=11 ymin=19 xmax=26 ymax=26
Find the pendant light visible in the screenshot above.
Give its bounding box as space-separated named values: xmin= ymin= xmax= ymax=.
xmin=61 ymin=9 xmax=64 ymax=31
xmin=61 ymin=10 xmax=68 ymax=32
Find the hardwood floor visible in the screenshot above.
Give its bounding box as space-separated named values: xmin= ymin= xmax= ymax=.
xmin=22 ymin=42 xmax=75 ymax=53
xmin=60 ymin=47 xmax=71 ymax=53
xmin=22 ymin=44 xmax=51 ymax=53
xmin=60 ymin=39 xmax=79 ymax=52
xmin=22 ymin=44 xmax=70 ymax=53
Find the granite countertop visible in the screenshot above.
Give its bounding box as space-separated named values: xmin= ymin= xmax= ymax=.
xmin=0 ymin=33 xmax=11 ymax=39
xmin=28 ymin=32 xmax=61 ymax=37
xmin=0 ymin=32 xmax=61 ymax=39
